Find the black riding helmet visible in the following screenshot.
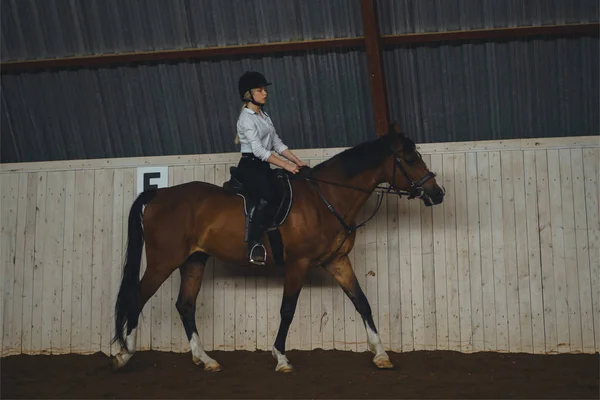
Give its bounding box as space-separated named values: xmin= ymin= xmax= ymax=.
xmin=238 ymin=71 xmax=271 ymax=105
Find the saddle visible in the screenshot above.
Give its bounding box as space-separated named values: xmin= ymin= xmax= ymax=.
xmin=222 ymin=167 xmax=293 ymax=266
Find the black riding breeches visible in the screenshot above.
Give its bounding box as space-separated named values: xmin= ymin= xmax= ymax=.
xmin=235 ymin=153 xmax=278 ymax=204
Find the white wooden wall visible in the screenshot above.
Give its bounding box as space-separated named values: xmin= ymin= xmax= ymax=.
xmin=1 ymin=136 xmax=598 ymax=357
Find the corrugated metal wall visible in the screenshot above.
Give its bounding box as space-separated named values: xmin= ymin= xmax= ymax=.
xmin=384 ymin=37 xmax=599 ymax=142
xmin=377 ymin=0 xmax=599 ymax=33
xmin=0 ymin=52 xmax=375 ymax=162
xmin=1 ymin=1 xmax=598 ymax=163
xmin=0 ymin=0 xmax=363 ymax=60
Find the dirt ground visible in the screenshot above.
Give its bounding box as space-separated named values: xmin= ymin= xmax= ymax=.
xmin=2 ymin=349 xmax=598 ymax=399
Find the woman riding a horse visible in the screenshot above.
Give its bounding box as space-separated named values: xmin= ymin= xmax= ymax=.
xmin=234 ymin=71 xmax=307 ymax=265
xmin=110 ymin=78 xmax=445 ymax=373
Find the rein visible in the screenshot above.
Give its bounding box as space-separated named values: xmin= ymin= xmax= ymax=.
xmin=299 ymin=146 xmax=437 ymax=267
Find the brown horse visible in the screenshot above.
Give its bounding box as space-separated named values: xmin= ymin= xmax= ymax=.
xmin=111 ymin=130 xmax=445 ymax=372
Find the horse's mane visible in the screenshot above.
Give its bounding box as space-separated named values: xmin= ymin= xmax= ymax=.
xmin=312 ymin=133 xmax=416 ymax=178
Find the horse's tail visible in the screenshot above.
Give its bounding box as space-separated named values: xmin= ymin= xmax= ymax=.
xmin=112 ymin=189 xmax=157 ymax=351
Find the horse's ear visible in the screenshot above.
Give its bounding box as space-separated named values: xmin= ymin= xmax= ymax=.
xmin=390 ymin=121 xmax=402 ymax=136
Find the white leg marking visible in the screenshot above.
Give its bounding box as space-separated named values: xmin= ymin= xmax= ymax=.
xmin=112 ymin=328 xmax=137 ymax=370
xmin=190 ymin=333 xmax=221 ymax=372
xmin=272 ymin=346 xmax=293 ymax=373
xmin=366 ymin=324 xmax=394 ymax=369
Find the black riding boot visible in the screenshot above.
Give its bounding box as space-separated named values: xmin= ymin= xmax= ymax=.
xmin=247 ymin=198 xmax=269 ymax=265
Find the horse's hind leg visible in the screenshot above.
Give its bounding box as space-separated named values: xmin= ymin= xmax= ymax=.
xmin=272 ymin=259 xmax=311 ymax=372
xmin=112 ymin=258 xmax=179 ymax=371
xmin=325 ymin=256 xmax=394 ymax=369
xmin=176 ymin=252 xmax=221 ymax=372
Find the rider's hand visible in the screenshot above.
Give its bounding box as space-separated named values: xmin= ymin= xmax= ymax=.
xmin=286 ymin=163 xmax=299 ymax=174
xmin=296 ymin=160 xmax=308 ymax=168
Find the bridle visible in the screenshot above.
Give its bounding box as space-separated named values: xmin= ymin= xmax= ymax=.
xmin=303 ymin=145 xmax=439 ymax=266
xmin=388 ymin=146 xmax=437 ymax=202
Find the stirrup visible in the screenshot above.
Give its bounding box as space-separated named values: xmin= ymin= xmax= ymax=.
xmin=249 ymin=243 xmax=267 ymax=265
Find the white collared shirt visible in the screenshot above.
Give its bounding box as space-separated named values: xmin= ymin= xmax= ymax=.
xmin=237 ymin=107 xmax=288 ymax=162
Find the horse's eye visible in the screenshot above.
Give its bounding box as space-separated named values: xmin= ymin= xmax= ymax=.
xmin=404 ymin=154 xmax=417 ymax=164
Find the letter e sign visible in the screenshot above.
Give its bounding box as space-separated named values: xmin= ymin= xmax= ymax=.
xmin=136 ymin=166 xmax=169 ymax=195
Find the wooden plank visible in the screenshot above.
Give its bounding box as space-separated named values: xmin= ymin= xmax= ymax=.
xmin=512 ymin=151 xmax=534 ymax=353
xmin=489 ymin=151 xmax=508 ymax=352
xmin=3 ymin=136 xmax=597 ymax=174
xmin=1 ymin=174 xmax=19 ymax=354
xmin=442 ymin=154 xmax=460 ymax=352
xmin=158 ymin=167 xmax=175 ymax=351
xmin=264 ymin=267 xmax=282 ymax=350
xmin=322 ymin=155 xmax=336 ymax=350
xmin=420 ymin=192 xmax=436 ymax=351
xmin=0 ymin=176 xmax=6 ymax=355
xmin=167 ymin=167 xmax=182 ymax=352
xmin=11 ymin=174 xmax=27 ymax=354
xmin=109 ymin=170 xmax=124 ymax=355
xmin=398 ymin=195 xmax=413 ymax=351
xmin=431 ymin=154 xmax=447 ymax=350
xmin=318 ymin=154 xmax=334 ymax=352
xmin=500 ymin=151 xmax=521 ymax=352
xmin=454 ymin=153 xmax=472 ymax=352
xmin=0 ymin=176 xmax=4 ymax=354
xmin=91 ymin=170 xmax=109 ymax=353
xmin=321 ymin=256 xmax=335 ymax=350
xmin=254 ymin=261 xmax=267 ymax=349
xmin=21 ymin=173 xmax=38 ymax=353
xmin=582 ymin=148 xmax=599 ymax=352
xmin=219 ymin=164 xmax=238 ymax=351
xmin=387 ymin=185 xmax=401 ymax=352
xmin=358 ymin=193 xmax=373 ymax=353
xmin=571 ymin=149 xmax=595 ymax=353
xmin=71 ymin=170 xmax=94 ymax=353
xmin=332 ymin=230 xmax=346 ymax=349
xmin=332 ymin=232 xmax=346 ymax=349
xmin=60 ymin=171 xmax=75 ymax=354
xmin=376 ymin=192 xmax=391 ymax=350
xmin=220 ymin=165 xmax=243 ymax=352
xmin=559 ymin=149 xmax=583 ymax=352
xmin=547 ymin=150 xmax=570 ymax=353
xmin=336 ymin=233 xmax=356 ymax=351
xmin=211 ymin=164 xmax=226 ymax=350
xmin=42 ymin=172 xmax=66 ymax=354
xmin=219 ymin=166 xmax=236 ymax=352
xmin=180 ymin=166 xmax=196 ymax=351
xmin=346 ymin=198 xmax=363 ymax=351
xmin=409 ymin=194 xmax=424 ymax=350
xmin=199 ymin=165 xmax=215 ymax=351
xmin=535 ymin=150 xmax=558 ymax=353
xmin=365 ymin=191 xmax=379 ymax=348
xmin=310 ymin=197 xmax=324 ymax=351
xmin=100 ymin=170 xmax=114 ymax=355
xmin=523 ymin=151 xmax=545 ymax=353
xmin=477 ymin=152 xmax=496 ymax=351
xmin=466 ymin=153 xmax=484 ymax=351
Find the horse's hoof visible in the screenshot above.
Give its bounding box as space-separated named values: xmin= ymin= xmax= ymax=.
xmin=110 ymin=355 xmax=124 ymax=372
xmin=275 ymin=363 xmax=293 ymax=373
xmin=373 ymin=355 xmax=394 ymax=369
xmin=193 ymin=356 xmax=222 ymax=372
xmin=204 ymin=362 xmax=222 ymax=372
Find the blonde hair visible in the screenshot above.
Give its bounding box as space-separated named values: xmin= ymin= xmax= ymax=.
xmin=234 ymin=90 xmax=252 ymax=144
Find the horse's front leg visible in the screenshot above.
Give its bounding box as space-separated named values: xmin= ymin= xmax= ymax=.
xmin=272 ymin=258 xmax=311 ymax=372
xmin=325 ymin=255 xmax=394 ymax=369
